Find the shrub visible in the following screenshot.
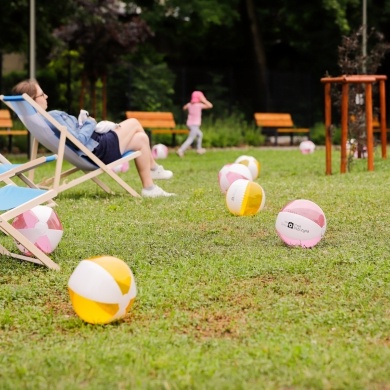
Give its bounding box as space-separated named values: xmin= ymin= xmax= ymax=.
xmin=310 ymin=122 xmax=341 ymax=146
xmin=310 ymin=122 xmax=326 ymax=145
xmin=201 ymin=112 xmax=265 ymax=148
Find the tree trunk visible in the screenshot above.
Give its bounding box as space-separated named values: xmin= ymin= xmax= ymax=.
xmin=245 ymin=0 xmax=269 ymax=111
xmin=92 ymin=83 xmax=96 ymax=118
xmin=80 ymin=73 xmax=86 ymax=110
xmin=102 ymin=73 xmax=107 ymax=119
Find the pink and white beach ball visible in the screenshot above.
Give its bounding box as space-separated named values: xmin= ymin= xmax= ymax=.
xmin=275 ymin=199 xmax=326 ymax=248
xmin=152 ymin=144 xmax=169 ymax=159
xmin=12 ymin=205 xmax=64 ymax=255
xmin=299 ymin=140 xmax=316 ymax=154
xmin=218 ymin=163 xmax=253 ymax=193
xmin=112 ymin=162 xmax=129 ymax=173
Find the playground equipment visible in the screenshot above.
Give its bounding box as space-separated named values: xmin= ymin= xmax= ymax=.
xmin=320 ymin=75 xmax=387 ymax=175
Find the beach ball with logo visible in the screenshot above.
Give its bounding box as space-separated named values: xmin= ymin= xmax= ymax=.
xmin=275 ymin=199 xmax=326 ymax=248
xmin=68 ymin=256 xmax=137 ymax=324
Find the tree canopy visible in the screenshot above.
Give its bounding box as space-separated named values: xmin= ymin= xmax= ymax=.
xmin=2 ymin=0 xmax=390 ymax=122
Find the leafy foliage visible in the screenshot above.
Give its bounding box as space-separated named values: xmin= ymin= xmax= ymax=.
xmin=3 ymin=0 xmax=390 ymax=128
xmin=201 ymin=113 xmax=265 ymax=147
xmin=338 ymin=26 xmax=390 ymax=75
xmin=51 ymin=0 xmax=152 ymax=81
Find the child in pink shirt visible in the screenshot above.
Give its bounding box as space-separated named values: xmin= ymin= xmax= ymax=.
xmin=177 ymin=91 xmax=213 ymax=157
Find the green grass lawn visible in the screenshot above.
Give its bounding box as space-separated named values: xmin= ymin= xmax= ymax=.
xmin=1 ymin=146 xmax=390 ymax=389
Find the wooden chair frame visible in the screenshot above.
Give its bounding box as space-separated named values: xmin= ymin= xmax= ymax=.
xmin=1 ymin=94 xmax=142 ymax=197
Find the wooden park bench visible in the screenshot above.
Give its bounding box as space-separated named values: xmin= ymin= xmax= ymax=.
xmin=0 ymin=109 xmax=29 ymax=153
xmin=254 ymin=113 xmax=310 ymax=145
xmin=373 ymin=118 xmax=390 ymax=134
xmin=125 ymin=111 xmax=188 ymax=146
xmin=351 ymin=115 xmax=390 ymax=141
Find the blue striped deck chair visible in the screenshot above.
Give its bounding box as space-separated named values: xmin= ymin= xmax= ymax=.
xmin=0 ymin=184 xmax=59 ymax=270
xmin=0 ymin=153 xmax=57 ymax=189
xmin=0 ymin=94 xmax=141 ymax=197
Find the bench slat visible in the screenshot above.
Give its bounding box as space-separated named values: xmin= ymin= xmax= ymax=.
xmin=0 ymin=120 xmax=13 ymax=127
xmin=277 ymin=128 xmax=310 ymax=133
xmin=372 ymin=120 xmax=390 ymax=132
xmin=126 ymin=111 xmax=174 ymax=121
xmin=255 ymin=113 xmax=294 ymax=127
xmin=0 ymin=130 xmax=28 ymax=135
xmin=0 ymin=109 xmax=29 ymax=154
xmin=135 ymin=119 xmax=176 ymax=128
xmin=125 ymin=111 xmax=188 ymax=146
xmin=254 ymin=112 xmax=310 ymax=146
xmin=126 ymin=111 xmax=176 ymax=128
xmin=152 ymin=129 xmax=189 ymax=134
xmin=0 ymin=110 xmax=11 ymax=119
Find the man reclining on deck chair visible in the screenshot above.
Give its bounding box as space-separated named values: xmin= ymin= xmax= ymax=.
xmin=12 ymin=79 xmax=175 ymax=198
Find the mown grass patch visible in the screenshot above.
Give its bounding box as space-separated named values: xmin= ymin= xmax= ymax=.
xmin=1 ymin=146 xmax=390 ymax=389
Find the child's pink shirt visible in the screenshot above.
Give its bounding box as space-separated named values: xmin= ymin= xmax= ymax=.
xmin=186 ymin=102 xmax=207 ymax=126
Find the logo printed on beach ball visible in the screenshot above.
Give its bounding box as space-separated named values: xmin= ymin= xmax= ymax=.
xmin=226 ymin=179 xmax=266 ymax=216
xmin=11 ymin=205 xmax=63 ymax=255
xmin=68 ymin=256 xmax=137 ymax=324
xmin=218 ymin=163 xmax=253 ymax=193
xmin=275 ymin=199 xmax=326 ymax=248
xmin=299 ymin=140 xmax=316 ymax=154
xmin=152 ymin=143 xmax=168 ymax=159
xmin=234 ymin=155 xmax=260 ymax=179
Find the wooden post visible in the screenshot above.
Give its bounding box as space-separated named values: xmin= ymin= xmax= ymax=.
xmin=340 ymin=82 xmax=349 ymax=174
xmin=324 ymin=82 xmax=332 ymax=175
xmin=320 ymin=75 xmax=387 ymax=174
xmin=379 ymin=78 xmax=387 ymax=158
xmin=365 ymin=82 xmax=374 ymax=171
xmin=102 ymin=73 xmax=107 ymax=120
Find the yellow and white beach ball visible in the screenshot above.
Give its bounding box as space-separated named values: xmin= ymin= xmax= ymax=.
xmin=68 ymin=256 xmax=137 ymax=324
xmin=234 ymin=155 xmax=261 ymax=179
xmin=225 ymin=179 xmax=266 ymax=216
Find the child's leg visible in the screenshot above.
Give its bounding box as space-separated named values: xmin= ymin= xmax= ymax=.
xmin=196 ymin=129 xmax=203 ymax=149
xmin=178 ymin=126 xmax=199 ymax=153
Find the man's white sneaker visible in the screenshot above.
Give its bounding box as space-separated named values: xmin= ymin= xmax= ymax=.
xmin=141 ymin=185 xmax=176 ymax=198
xmin=150 ymin=165 xmax=173 ymax=180
xmin=197 ymin=148 xmax=206 ymax=155
xmin=176 ymin=150 xmax=184 ymax=158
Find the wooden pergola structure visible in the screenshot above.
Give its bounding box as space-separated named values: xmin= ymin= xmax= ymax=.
xmin=320 ymin=75 xmax=387 ymax=175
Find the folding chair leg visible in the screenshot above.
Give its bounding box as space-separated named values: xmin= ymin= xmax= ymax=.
xmin=91 ymin=177 xmax=115 ymax=194
xmin=0 ymin=243 xmax=51 ymax=267
xmin=0 ymin=223 xmax=60 ymax=270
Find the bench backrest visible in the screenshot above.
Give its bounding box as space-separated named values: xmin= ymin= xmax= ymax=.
xmin=254 ymin=113 xmax=294 ymax=128
xmin=126 ymin=111 xmax=176 ymax=128
xmin=353 ymin=116 xmax=383 ymax=129
xmin=0 ymin=109 xmax=13 ymax=129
